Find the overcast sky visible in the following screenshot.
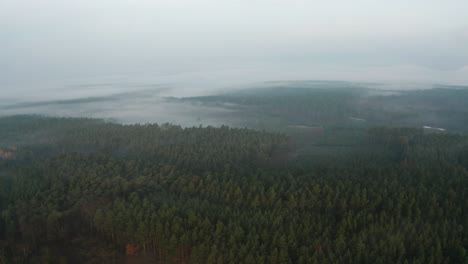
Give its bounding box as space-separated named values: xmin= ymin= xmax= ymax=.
xmin=1 ymin=0 xmax=468 ymax=94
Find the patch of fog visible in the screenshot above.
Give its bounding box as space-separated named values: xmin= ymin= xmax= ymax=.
xmin=364 ymin=89 xmax=403 ymax=97
xmin=349 ymin=117 xmax=366 ymax=122
xmin=363 ymin=82 xmax=437 ymax=91
xmin=0 ymin=69 xmax=264 ymax=126
xmin=0 ymin=79 xmax=174 ymax=104
xmin=288 ymin=125 xmax=323 ymax=129
xmin=423 ymin=126 xmax=446 ymax=131
xmin=5 ymin=63 xmax=468 ymax=104
xmin=0 ymin=91 xmax=236 ymax=127
xmin=1 ymin=68 xmax=466 ymax=127
xmin=0 ymin=68 xmax=264 ymax=104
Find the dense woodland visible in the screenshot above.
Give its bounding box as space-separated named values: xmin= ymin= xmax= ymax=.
xmin=0 ymin=114 xmax=466 ymax=264
xmin=178 ymin=84 xmax=468 ymax=132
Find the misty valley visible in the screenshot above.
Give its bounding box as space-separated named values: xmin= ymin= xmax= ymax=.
xmin=0 ymin=82 xmax=467 ymax=263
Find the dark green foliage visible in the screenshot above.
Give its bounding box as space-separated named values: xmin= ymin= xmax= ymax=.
xmin=0 ymin=113 xmax=467 ymax=263
xmin=178 ymin=85 xmax=364 ymax=130
xmin=177 ymin=84 xmax=468 ymax=132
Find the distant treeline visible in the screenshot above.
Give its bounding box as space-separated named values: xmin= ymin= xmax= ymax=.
xmin=179 ymin=86 xmax=468 ymax=132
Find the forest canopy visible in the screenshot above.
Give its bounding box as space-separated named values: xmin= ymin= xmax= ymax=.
xmin=0 ymin=113 xmax=466 ymax=263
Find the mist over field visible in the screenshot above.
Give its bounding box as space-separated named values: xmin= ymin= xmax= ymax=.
xmin=1 ymin=68 xmax=467 ymax=127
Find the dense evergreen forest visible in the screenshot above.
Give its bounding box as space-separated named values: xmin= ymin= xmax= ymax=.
xmin=177 ymin=83 xmax=468 ymax=132
xmin=0 ymin=86 xmax=467 ymax=263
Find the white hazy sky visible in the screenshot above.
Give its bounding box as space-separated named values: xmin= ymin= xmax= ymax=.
xmin=1 ymin=0 xmax=468 ymax=93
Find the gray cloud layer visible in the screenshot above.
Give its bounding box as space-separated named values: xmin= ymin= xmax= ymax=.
xmin=1 ymin=0 xmax=468 ymax=97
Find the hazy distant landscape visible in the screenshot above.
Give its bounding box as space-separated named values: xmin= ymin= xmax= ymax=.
xmin=2 ymin=80 xmax=467 ymax=131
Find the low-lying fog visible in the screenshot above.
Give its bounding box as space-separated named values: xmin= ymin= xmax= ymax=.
xmin=0 ymin=91 xmax=234 ymax=127
xmin=2 ymin=63 xmax=468 ymax=126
